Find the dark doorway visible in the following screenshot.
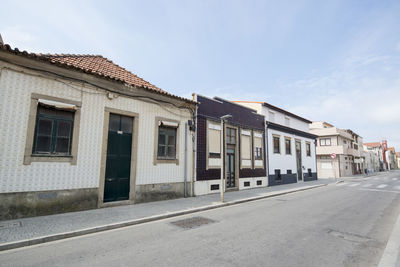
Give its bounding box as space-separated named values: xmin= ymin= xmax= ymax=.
xmin=226 ymin=148 xmax=236 ymax=188
xmin=104 ymin=114 xmax=133 ymax=202
xmin=296 ymin=140 xmax=303 ymax=181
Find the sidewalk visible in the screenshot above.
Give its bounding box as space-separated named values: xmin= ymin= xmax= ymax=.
xmin=0 ymin=179 xmax=334 ymax=251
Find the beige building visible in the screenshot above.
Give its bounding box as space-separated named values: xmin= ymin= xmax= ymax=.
xmin=310 ymin=122 xmax=363 ymax=178
xmin=397 ymin=152 xmax=400 ymax=169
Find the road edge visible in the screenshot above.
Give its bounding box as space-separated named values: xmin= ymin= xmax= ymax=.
xmin=0 ymin=183 xmax=327 ymax=252
xmin=379 ymin=211 xmax=400 ymax=267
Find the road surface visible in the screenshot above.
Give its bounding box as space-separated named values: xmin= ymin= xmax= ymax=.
xmin=1 ymin=171 xmax=400 ymax=267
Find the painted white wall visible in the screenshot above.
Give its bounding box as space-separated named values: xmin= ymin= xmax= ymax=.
xmin=0 ymin=62 xmax=193 ymax=193
xmin=267 ymin=129 xmax=317 ymax=176
xmin=235 ymin=101 xmax=317 ymax=179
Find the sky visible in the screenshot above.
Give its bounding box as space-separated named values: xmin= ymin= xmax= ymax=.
xmin=1 ymin=0 xmax=400 ymax=150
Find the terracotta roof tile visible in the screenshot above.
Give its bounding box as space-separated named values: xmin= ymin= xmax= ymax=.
xmin=364 ymin=142 xmax=381 ymax=147
xmin=38 ymin=54 xmax=164 ymax=93
xmin=0 ymin=44 xmax=195 ymax=104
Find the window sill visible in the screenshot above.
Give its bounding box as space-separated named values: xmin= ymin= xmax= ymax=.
xmin=154 ymin=158 xmax=179 ymax=165
xmin=24 ymin=154 xmax=75 ymax=165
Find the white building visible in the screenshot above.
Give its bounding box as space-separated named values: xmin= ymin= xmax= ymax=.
xmin=234 ymin=101 xmax=318 ymax=186
xmin=363 ymin=142 xmax=382 ymax=173
xmin=0 ymin=44 xmax=196 ymax=219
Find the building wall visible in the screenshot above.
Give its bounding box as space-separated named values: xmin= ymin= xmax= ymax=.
xmin=0 ymin=62 xmax=193 ymax=218
xmin=194 ymin=96 xmax=267 ymax=195
xmin=267 ymin=128 xmax=317 ymax=185
xmin=317 ymin=156 xmax=339 ymax=178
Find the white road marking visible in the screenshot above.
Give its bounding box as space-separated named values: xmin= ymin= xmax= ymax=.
xmin=336 ymin=183 xmax=347 ymax=186
xmin=360 ymin=188 xmax=400 ymax=194
xmin=348 ymin=183 xmax=361 ymax=187
xmin=377 ymin=184 xmax=388 ymax=189
xmin=394 ymin=186 xmax=400 ymax=190
xmin=373 ymin=177 xmax=379 ymax=180
xmin=393 ymin=178 xmax=398 ymax=181
xmin=362 ymin=184 xmax=373 ymax=188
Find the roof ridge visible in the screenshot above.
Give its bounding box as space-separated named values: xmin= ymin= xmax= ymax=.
xmin=37 ymin=53 xmax=104 ymax=58
xmin=39 ymin=53 xmax=145 ymax=80
xmin=0 ymin=43 xmax=195 ymax=104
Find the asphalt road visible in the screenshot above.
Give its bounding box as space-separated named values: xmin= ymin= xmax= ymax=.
xmin=1 ymin=171 xmax=400 ymax=267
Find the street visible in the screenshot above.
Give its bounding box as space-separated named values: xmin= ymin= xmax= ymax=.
xmin=1 ymin=172 xmax=400 ymax=267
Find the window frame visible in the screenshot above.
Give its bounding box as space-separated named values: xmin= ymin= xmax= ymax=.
xmin=285 ymin=137 xmax=291 ymax=155
xmin=273 ymin=135 xmax=281 ymax=154
xmin=240 ymin=129 xmax=253 ymax=169
xmin=32 ymin=105 xmax=75 ymax=156
xmin=320 ymin=138 xmax=331 ymax=146
xmin=23 ymin=93 xmax=81 ymax=165
xmin=253 ymin=131 xmax=264 ymax=169
xmin=153 ymin=117 xmax=180 ymax=165
xmin=306 ymin=142 xmax=311 ymax=157
xmin=206 ymin=120 xmax=223 ymax=169
xmin=157 ymin=126 xmax=177 ymax=160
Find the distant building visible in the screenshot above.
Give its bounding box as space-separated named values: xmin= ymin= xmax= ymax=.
xmin=310 ymin=122 xmax=361 ymax=178
xmin=397 ymin=152 xmax=400 ymax=169
xmin=387 ymin=147 xmax=398 ymax=170
xmin=363 ymin=142 xmax=382 ymax=173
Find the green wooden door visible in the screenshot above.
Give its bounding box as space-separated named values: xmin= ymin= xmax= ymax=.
xmin=104 ymin=114 xmax=133 ymax=202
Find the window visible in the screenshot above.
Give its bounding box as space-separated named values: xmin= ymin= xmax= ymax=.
xmin=24 ymin=94 xmax=81 ymax=165
xmin=241 ymin=131 xmax=251 ymax=160
xmin=275 ymin=169 xmax=281 ymax=181
xmin=269 ymin=111 xmax=275 ymax=122
xmin=157 ymin=126 xmax=177 ymax=159
xmin=253 ymin=132 xmax=263 ymax=160
xmin=285 ymin=117 xmax=290 ymax=127
xmin=273 ymin=136 xmax=280 ymax=154
xmin=306 ymin=142 xmax=311 ymax=157
xmin=287 ymin=169 xmax=292 ymax=174
xmin=33 ymin=105 xmax=74 ymax=155
xmin=320 ymin=138 xmax=331 ymax=146
xmin=208 ymin=123 xmax=221 ymax=158
xmin=285 ymin=138 xmax=291 ymax=155
xmin=226 ymin=128 xmax=236 ymax=145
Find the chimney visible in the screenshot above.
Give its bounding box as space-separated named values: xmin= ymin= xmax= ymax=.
xmin=0 ymin=34 xmax=3 ymax=45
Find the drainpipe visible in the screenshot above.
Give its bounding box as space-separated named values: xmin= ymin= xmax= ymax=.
xmin=191 ymin=94 xmax=197 ymax=197
xmin=314 ymin=138 xmax=317 ymax=180
xmin=184 ymin=122 xmax=188 ymax=198
xmin=265 ymin=122 xmax=269 ymax=185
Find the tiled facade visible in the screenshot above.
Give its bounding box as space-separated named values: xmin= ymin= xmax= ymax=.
xmin=0 ymin=47 xmax=195 ymax=219
xmin=194 ymin=95 xmax=267 ymax=195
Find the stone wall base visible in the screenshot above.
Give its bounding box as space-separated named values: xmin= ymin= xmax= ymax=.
xmin=135 ymin=182 xmax=192 ymax=203
xmin=0 ymin=188 xmax=98 ymax=220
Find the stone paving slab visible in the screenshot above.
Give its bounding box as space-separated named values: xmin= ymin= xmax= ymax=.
xmin=0 ymin=179 xmax=334 ymax=250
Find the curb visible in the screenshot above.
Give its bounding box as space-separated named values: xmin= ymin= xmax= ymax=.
xmin=378 ymin=210 xmax=400 ymax=267
xmin=0 ymin=184 xmax=327 ymax=252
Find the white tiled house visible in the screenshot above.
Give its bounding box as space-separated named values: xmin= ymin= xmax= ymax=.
xmin=0 ymin=44 xmax=196 ymax=219
xmin=234 ymin=101 xmax=318 ymax=186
